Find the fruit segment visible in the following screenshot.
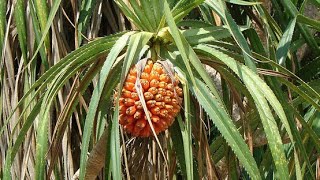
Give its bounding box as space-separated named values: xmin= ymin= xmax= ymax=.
xmin=115 ymin=59 xmax=183 ymax=137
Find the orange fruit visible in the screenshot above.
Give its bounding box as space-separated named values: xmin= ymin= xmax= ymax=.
xmin=115 ymin=59 xmax=183 ymax=137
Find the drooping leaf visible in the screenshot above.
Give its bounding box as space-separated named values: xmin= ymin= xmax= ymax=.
xmin=175 ymin=70 xmax=194 ymax=180
xmin=107 ymin=31 xmax=153 ymax=179
xmin=276 ymin=18 xmax=296 ymax=65
xmin=278 ymin=0 xmax=320 ymax=54
xmin=190 ymin=76 xmax=262 ymax=180
xmin=205 ymin=0 xmax=257 ymax=72
xmin=196 ymin=45 xmax=290 ymax=178
xmin=79 ymin=31 xmax=135 ymax=180
xmin=164 ymin=0 xmax=224 ymax=105
xmin=3 ymin=33 xmax=124 ymax=179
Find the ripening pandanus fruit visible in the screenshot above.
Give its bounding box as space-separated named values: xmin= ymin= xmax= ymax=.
xmin=115 ymin=59 xmax=183 ymax=137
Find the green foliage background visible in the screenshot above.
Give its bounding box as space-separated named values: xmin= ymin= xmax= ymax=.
xmin=0 ymin=0 xmax=320 ymax=179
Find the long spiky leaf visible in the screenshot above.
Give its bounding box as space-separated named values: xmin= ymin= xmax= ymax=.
xmin=79 ymin=31 xmax=135 ymax=179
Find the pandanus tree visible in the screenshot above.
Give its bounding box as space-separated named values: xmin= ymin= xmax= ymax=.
xmin=1 ymin=0 xmax=320 ymax=179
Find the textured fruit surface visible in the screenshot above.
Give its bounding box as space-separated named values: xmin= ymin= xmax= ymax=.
xmin=116 ymin=60 xmax=183 ymax=137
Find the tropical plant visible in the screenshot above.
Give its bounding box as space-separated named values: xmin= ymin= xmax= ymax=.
xmin=1 ymin=0 xmax=320 ymax=179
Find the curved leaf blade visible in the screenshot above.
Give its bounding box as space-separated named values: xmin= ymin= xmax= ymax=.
xmin=190 ymin=76 xmax=262 ymax=180
xmin=79 ymin=31 xmax=135 ymax=180
xmin=197 ymin=45 xmax=290 ymax=178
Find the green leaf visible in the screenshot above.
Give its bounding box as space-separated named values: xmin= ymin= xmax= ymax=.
xmin=14 ymin=0 xmax=28 ymax=63
xmin=140 ymin=0 xmax=158 ymax=30
xmin=3 ymin=34 xmax=122 ymax=180
xmin=46 ymin=59 xmax=108 ymax=177
xmin=35 ymin=89 xmax=53 ymax=180
xmin=189 ymin=76 xmax=262 ymax=180
xmin=168 ymin=50 xmax=260 ymax=179
xmin=164 ymin=0 xmax=224 ymax=106
xmin=114 ymin=0 xmax=146 ymax=30
xmin=279 ymin=79 xmax=320 ymax=112
xmin=130 ymin=0 xmax=154 ymax=32
xmin=29 ymin=0 xmax=48 ymax=69
xmin=172 ymin=0 xmax=204 ymax=23
xmin=210 ymin=136 xmax=227 ymax=163
xmin=278 ymin=0 xmax=320 ymax=54
xmin=152 ymin=0 xmax=162 ymax=29
xmin=276 ymin=18 xmax=296 ymax=65
xmin=224 ymin=0 xmax=261 ymax=5
xmin=252 ymin=52 xmax=320 ymax=111
xmin=182 ymin=26 xmax=233 ymax=45
xmin=177 ymin=19 xmax=213 ymax=28
xmin=77 ymin=0 xmax=97 ymax=45
xmin=297 ymin=14 xmax=320 ymax=31
xmin=79 ymin=31 xmax=135 ymax=180
xmin=244 ymin=28 xmax=266 ymax=56
xmin=108 ymin=31 xmax=152 ymax=179
xmin=175 ymin=71 xmax=194 ymax=180
xmin=34 ymin=0 xmax=50 ymax=50
xmin=297 ymin=56 xmax=320 ymax=81
xmin=205 ymin=0 xmax=257 ymax=72
xmin=293 ymin=106 xmax=320 ymax=153
xmin=199 ymin=4 xmax=215 ymax=24
xmin=169 ymin=120 xmax=189 ymax=178
xmin=163 ymin=0 xmax=197 ymax=86
xmin=3 ymin=100 xmax=42 ymax=179
xmin=297 ymin=57 xmax=320 ymax=81
xmin=94 ymin=62 xmax=123 ymax=179
xmin=183 ymin=25 xmax=250 ymax=45
xmin=29 ymin=0 xmax=62 ymax=66
xmin=0 ymin=0 xmax=5 ymax=58
xmin=197 ymin=45 xmax=290 ymax=178
xmin=264 ymin=76 xmax=311 ymax=179
xmin=0 ymin=34 xmax=123 ymax=141
xmin=254 ymin=53 xmax=320 ymax=104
